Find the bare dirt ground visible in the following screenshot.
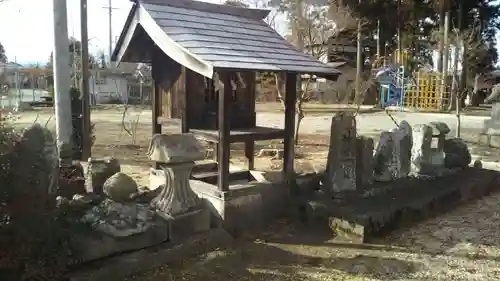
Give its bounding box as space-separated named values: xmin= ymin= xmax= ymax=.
xmin=7 ymin=103 xmax=500 ymax=280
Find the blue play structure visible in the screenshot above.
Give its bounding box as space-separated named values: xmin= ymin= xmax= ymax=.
xmin=375 ymin=65 xmax=406 ymax=110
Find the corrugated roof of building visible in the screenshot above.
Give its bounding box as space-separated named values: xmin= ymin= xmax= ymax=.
xmin=113 ymin=0 xmax=341 ymax=78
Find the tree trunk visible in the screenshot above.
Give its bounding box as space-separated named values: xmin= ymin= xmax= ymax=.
xmin=472 ymin=73 xmax=481 ymax=106
xmin=355 ymin=0 xmax=363 ymax=97
xmin=447 ymin=39 xmax=460 ymax=112
xmin=456 ymin=92 xmax=461 ymax=138
xmin=376 ymin=20 xmax=381 ymax=59
xmin=448 ymin=0 xmax=461 ymax=113
xmin=437 ymin=5 xmax=445 ymax=72
xmin=294 ymin=110 xmax=304 ymax=145
xmin=440 ymin=7 xmax=450 ymax=110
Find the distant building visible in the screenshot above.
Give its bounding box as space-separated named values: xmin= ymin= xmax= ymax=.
xmin=89 ymin=63 xmax=152 ymax=104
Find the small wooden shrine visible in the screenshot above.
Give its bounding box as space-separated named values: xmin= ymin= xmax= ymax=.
xmin=112 ymin=0 xmax=341 ymax=193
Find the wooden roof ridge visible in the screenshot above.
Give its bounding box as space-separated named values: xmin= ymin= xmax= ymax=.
xmin=133 ymin=0 xmax=270 ymax=20
xmin=113 ymin=0 xmax=342 ymax=79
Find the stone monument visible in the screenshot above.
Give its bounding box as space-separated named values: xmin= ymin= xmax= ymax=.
xmin=373 ymin=131 xmax=395 ymax=181
xmin=410 ymin=122 xmax=450 ymax=176
xmin=324 ymin=113 xmax=357 ymax=195
xmin=356 ymin=136 xmax=374 ymax=188
xmin=373 ymin=120 xmax=412 ymax=181
xmin=147 ymin=133 xmax=210 ymax=240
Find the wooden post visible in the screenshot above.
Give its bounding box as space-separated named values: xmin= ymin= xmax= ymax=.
xmin=283 ymin=73 xmax=297 ymax=186
xmin=181 ymin=66 xmax=189 ymax=133
xmin=151 ymin=51 xmax=162 ymax=136
xmin=151 ymin=52 xmax=163 ymax=169
xmin=151 ymin=79 xmax=162 ymax=135
xmin=217 ymin=72 xmax=231 ymax=192
xmin=245 ymin=140 xmax=254 ymax=171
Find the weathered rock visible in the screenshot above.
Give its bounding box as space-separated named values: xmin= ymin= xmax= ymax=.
xmin=411 ymin=124 xmax=433 ymax=174
xmin=86 ymin=157 xmax=121 ymax=194
xmin=147 ymin=133 xmax=205 ymax=164
xmin=430 ymin=121 xmax=451 ymax=135
xmin=103 ymin=172 xmax=138 ymax=202
xmin=81 ymin=199 xmax=157 ymax=237
xmin=373 ymin=121 xmax=413 ymax=181
xmin=443 ymin=138 xmax=471 ymax=169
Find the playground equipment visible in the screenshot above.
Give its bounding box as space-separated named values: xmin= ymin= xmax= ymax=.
xmin=374 ymin=50 xmax=450 ymax=111
xmin=376 ymin=65 xmax=405 ymax=110
xmin=403 ymin=72 xmax=450 ymax=111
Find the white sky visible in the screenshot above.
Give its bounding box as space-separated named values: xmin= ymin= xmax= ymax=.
xmin=0 ymin=0 xmax=225 ymax=64
xmin=0 ymin=0 xmax=497 ymax=66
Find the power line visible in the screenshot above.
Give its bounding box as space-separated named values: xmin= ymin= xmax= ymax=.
xmin=102 ymin=0 xmax=119 ymax=66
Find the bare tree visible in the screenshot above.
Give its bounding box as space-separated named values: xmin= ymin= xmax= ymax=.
xmin=448 ymin=17 xmax=482 ymax=138
xmin=273 ymin=2 xmax=360 ymax=144
xmin=119 ymin=65 xmax=150 ymax=145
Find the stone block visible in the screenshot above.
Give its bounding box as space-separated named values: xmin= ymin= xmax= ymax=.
xmin=159 ymin=208 xmax=211 ymax=242
xmin=147 ymin=133 xmax=205 ymax=164
xmin=72 ymin=219 xmax=169 ymax=263
xmin=86 ymin=157 xmax=120 ymax=194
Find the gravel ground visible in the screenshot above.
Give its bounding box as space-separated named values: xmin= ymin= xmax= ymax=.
xmin=129 ymin=190 xmax=500 ymax=281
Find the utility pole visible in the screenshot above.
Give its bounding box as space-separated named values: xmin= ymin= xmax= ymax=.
xmin=103 ymin=0 xmax=118 ymax=67
xmin=52 ymin=0 xmax=72 ymax=163
xmin=80 ymin=0 xmax=91 ymax=160
xmin=396 ymin=0 xmax=401 ymax=64
xmin=376 ymin=19 xmax=381 ymax=59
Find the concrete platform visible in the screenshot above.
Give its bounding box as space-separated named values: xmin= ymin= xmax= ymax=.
xmin=67 ymin=228 xmax=233 ymax=281
xmin=309 ymin=167 xmax=500 ymax=243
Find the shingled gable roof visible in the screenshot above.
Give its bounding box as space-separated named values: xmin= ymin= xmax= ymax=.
xmin=112 ymin=0 xmax=342 ymax=79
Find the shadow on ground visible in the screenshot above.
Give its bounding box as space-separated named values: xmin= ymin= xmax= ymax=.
xmin=129 ymin=238 xmax=423 ymax=281
xmin=128 ymin=221 xmax=425 ymax=281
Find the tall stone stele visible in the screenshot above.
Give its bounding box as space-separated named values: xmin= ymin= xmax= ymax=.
xmin=324 ymin=113 xmax=357 ymax=195
xmin=146 ymin=133 xmax=206 ymax=217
